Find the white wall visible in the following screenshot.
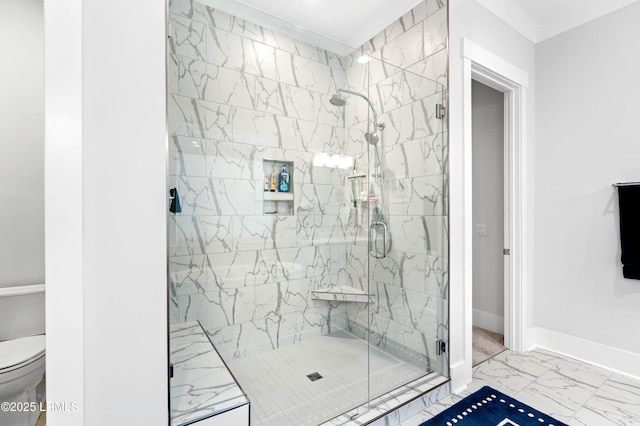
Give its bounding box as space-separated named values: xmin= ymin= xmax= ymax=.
xmin=472 ymin=80 xmax=504 ymax=334
xmin=449 ymin=0 xmax=536 ymax=391
xmin=0 ymin=0 xmax=44 ymax=288
xmin=535 ymin=2 xmax=640 ymax=365
xmin=45 ymin=0 xmax=168 ymax=424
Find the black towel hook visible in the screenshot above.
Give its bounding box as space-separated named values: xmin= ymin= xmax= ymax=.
xmin=169 ymin=188 xmax=181 ymax=213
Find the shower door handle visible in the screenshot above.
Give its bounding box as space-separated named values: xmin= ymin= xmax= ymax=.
xmin=369 ymin=221 xmax=387 ymax=259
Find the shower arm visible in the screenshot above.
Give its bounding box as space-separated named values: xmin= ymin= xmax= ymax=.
xmin=338 ymin=88 xmax=379 ymax=130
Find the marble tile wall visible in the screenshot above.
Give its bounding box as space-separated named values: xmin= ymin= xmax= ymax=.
xmin=168 ymin=0 xmax=353 ymax=360
xmin=167 ymin=0 xmax=449 ymax=374
xmin=360 ymin=0 xmax=448 ymax=87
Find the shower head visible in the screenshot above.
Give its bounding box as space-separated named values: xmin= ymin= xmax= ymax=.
xmin=329 ymin=93 xmax=346 ymax=107
xmin=334 ymin=88 xmax=381 ymax=130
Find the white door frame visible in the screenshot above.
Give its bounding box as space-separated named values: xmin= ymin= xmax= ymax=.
xmin=461 ymin=39 xmax=528 ymax=369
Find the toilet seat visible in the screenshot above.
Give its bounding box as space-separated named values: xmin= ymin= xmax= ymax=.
xmin=0 ymin=335 xmax=45 ymax=373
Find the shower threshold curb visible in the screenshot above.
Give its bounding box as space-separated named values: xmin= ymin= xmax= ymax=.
xmin=321 ymin=372 xmax=450 ymax=425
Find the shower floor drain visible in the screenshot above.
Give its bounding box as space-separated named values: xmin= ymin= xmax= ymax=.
xmin=306 ymin=372 xmax=323 ymax=382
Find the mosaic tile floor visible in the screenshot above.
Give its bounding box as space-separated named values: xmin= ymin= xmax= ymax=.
xmin=226 ymin=331 xmax=429 ymax=426
xmin=405 ymin=348 xmax=640 ymax=425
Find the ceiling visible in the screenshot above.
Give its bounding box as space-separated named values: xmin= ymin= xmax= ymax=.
xmin=480 ymin=0 xmax=640 ymax=42
xmin=206 ymin=0 xmax=640 ymax=53
xmin=204 ymin=0 xmax=422 ymax=55
xmin=230 ymin=0 xmax=421 ymax=47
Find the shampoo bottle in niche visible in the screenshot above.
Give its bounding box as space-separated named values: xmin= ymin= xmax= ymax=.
xmin=279 ymin=164 xmax=290 ymax=192
xmin=270 ymin=173 xmax=276 ymax=192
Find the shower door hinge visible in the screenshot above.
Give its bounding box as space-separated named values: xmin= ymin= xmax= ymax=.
xmin=436 ymin=340 xmax=446 ymax=356
xmin=436 ymin=104 xmax=446 ymax=119
xmin=503 ymin=248 xmax=511 ymax=255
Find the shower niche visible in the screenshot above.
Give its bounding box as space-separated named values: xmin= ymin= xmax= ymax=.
xmin=262 ymin=159 xmax=294 ymax=216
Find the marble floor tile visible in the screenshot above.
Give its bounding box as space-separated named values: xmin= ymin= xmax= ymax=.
xmin=515 ymin=370 xmax=597 ymax=423
xmin=470 ymin=356 xmax=539 ymax=394
xmin=551 ymin=357 xmax=612 ymax=388
xmin=408 ymin=349 xmax=640 ymax=426
xmin=574 ymin=373 xmax=640 ymax=425
xmin=529 ymin=347 xmax=567 ymax=365
xmin=493 ymin=349 xmax=562 ymax=377
xmin=570 ymin=404 xmax=640 ymax=426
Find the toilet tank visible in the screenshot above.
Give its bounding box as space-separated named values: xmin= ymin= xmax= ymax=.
xmin=0 ymin=284 xmax=45 ymax=342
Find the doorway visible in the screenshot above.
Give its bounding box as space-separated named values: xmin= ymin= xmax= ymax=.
xmin=454 ymin=38 xmax=529 ymax=391
xmin=471 ymin=80 xmax=506 ymax=366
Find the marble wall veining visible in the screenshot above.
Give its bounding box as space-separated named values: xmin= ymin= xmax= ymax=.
xmin=168 ymin=0 xmax=353 ymax=361
xmin=168 ymin=0 xmax=449 ymax=379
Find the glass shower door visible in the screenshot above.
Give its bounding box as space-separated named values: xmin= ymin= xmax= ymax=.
xmin=348 ymin=57 xmax=449 ymax=405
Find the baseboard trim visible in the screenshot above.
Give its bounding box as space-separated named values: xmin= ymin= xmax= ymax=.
xmin=449 ymin=360 xmax=472 ymax=394
xmin=522 ymin=327 xmax=536 ymax=352
xmin=472 ymin=309 xmax=504 ymax=334
xmin=534 ymin=327 xmax=640 ymax=380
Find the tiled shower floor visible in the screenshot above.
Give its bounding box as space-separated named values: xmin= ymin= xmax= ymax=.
xmin=226 ymin=331 xmax=429 ymax=426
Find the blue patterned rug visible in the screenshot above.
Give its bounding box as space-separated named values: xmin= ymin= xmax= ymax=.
xmin=420 ymin=386 xmax=568 ymax=426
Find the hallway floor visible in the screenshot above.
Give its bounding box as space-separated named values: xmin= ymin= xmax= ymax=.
xmin=405 ymin=348 xmax=640 ymax=425
xmin=472 ymin=326 xmax=506 ymax=366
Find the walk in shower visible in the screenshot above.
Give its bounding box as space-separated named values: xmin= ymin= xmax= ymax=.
xmin=167 ymin=0 xmax=449 ymax=424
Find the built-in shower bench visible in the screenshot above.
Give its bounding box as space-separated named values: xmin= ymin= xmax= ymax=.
xmin=169 ymin=321 xmax=249 ymax=426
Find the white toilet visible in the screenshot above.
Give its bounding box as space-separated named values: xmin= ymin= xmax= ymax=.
xmin=0 ymin=285 xmax=46 ymax=426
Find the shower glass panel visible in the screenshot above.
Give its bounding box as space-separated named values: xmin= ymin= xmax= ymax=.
xmin=342 ymin=56 xmax=449 ymax=406
xmin=360 ymin=59 xmax=448 ymax=396
xmin=167 ymin=1 xmax=448 ymax=425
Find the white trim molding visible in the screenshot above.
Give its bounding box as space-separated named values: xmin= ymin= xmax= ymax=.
xmin=45 ymin=0 xmax=85 ymax=422
xmin=475 ymin=0 xmax=640 ymax=44
xmin=457 ymin=38 xmax=529 ymax=390
xmin=462 ymin=40 xmax=529 ymax=88
xmin=475 ymin=0 xmax=540 ymax=43
xmin=535 ymin=328 xmax=640 ymax=380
